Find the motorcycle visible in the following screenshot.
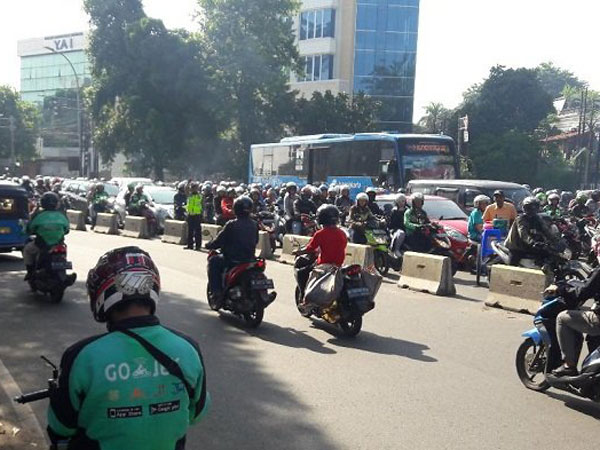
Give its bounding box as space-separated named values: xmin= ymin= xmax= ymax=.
xmin=293 ymin=252 xmax=376 ymax=337
xmin=300 ymin=213 xmax=317 ymax=237
xmin=256 ymin=210 xmax=279 ymax=253
xmin=401 ymin=223 xmax=458 ymax=275
xmin=516 ymin=283 xmax=600 ymax=402
xmin=206 ymin=250 xmax=277 ymax=328
xmin=28 ymin=241 xmax=76 ymax=303
xmin=14 ymin=356 xmax=58 ymax=405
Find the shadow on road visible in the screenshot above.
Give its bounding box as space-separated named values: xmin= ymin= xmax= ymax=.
xmin=545 ymin=390 xmax=600 ymax=419
xmin=0 ymin=254 xmax=24 ymax=273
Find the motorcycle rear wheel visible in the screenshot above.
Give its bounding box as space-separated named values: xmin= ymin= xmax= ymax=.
xmin=50 ymin=288 xmax=64 ymax=304
xmin=516 ymin=338 xmax=550 ymax=392
xmin=339 ymin=315 xmax=362 ymax=337
xmin=243 ymin=305 xmax=264 ymax=328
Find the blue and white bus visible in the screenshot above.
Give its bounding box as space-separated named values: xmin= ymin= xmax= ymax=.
xmin=249 ymin=133 xmax=459 ymax=196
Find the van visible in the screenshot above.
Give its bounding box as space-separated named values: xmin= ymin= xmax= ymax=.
xmin=406 ymin=179 xmax=532 ymax=212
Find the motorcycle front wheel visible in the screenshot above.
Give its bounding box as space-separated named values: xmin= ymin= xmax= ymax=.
xmin=295 ymin=287 xmax=311 ymax=317
xmin=374 ymin=250 xmax=389 ymax=276
xmin=516 ymin=338 xmax=550 ymax=392
xmin=206 ymin=285 xmax=220 ymax=311
xmin=339 ymin=315 xmax=362 ymax=337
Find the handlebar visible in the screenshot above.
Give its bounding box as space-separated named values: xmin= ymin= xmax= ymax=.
xmin=14 ymin=388 xmax=49 ymax=404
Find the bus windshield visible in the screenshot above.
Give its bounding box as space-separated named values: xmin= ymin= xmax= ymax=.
xmin=401 ymin=140 xmax=457 ymax=182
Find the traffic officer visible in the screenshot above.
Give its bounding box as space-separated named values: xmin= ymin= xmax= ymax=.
xmin=186 ymin=182 xmax=203 ymax=251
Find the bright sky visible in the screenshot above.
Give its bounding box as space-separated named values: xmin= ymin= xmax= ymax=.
xmin=1 ymin=0 xmax=599 ymax=121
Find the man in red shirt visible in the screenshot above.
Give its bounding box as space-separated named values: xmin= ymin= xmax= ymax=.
xmin=304 ymin=205 xmax=348 ymax=266
xmin=221 ymin=188 xmax=236 ymax=222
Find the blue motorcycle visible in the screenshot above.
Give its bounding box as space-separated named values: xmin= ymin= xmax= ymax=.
xmin=516 ymin=283 xmax=600 ymax=401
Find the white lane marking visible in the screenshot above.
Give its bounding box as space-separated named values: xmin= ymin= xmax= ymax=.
xmin=0 ymin=357 xmax=47 ymax=445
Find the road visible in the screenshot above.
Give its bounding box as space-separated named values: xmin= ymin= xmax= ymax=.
xmin=1 ymin=230 xmax=599 ymax=450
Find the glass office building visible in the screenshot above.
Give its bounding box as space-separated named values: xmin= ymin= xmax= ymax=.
xmin=292 ymin=0 xmax=419 ymax=132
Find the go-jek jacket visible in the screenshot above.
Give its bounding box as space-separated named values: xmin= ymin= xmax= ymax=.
xmin=27 ymin=210 xmax=69 ymax=245
xmin=47 ymin=315 xmax=209 ymax=450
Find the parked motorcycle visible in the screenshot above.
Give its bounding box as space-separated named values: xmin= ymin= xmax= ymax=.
xmin=28 ymin=242 xmax=77 ymax=303
xmin=293 ymin=252 xmax=376 ymax=337
xmin=516 ymin=283 xmax=600 ymax=402
xmin=206 ymin=250 xmax=277 ymax=328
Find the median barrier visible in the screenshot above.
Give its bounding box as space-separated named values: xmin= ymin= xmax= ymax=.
xmin=280 ymin=235 xmax=311 ymax=264
xmin=485 ymin=265 xmax=548 ymax=314
xmin=122 ymin=216 xmax=149 ymax=239
xmin=202 ymin=224 xmax=222 ymax=244
xmin=344 ymin=243 xmax=375 ymax=268
xmin=66 ymin=209 xmax=86 ymax=231
xmin=93 ymin=213 xmax=119 ymax=235
xmin=162 ymin=220 xmax=188 ymax=245
xmin=398 ymin=252 xmax=456 ymax=296
xmin=257 ymin=231 xmax=274 ymax=259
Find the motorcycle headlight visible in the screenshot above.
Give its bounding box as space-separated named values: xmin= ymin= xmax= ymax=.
xmin=444 ymin=226 xmax=467 ymax=243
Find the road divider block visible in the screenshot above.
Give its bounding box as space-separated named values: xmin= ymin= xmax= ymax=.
xmin=162 ymin=220 xmax=188 ymax=245
xmin=122 ymin=216 xmax=149 ymax=239
xmin=257 ymin=231 xmax=274 ymax=259
xmin=344 ymin=243 xmax=375 ymax=268
xmin=66 ymin=209 xmax=86 ymax=231
xmin=93 ymin=213 xmax=119 ymax=235
xmin=398 ymin=252 xmax=456 ymax=296
xmin=485 ymin=265 xmax=548 ymax=315
xmin=280 ymin=235 xmax=311 ymax=264
xmin=202 ymin=224 xmax=222 ymax=243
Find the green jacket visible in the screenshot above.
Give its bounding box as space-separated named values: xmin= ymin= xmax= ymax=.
xmin=186 ymin=193 xmax=203 ymax=216
xmin=130 ymin=193 xmax=150 ymax=209
xmin=47 ymin=316 xmax=209 ymax=450
xmin=404 ymin=207 xmax=429 ymax=234
xmin=93 ymin=191 xmax=110 ymax=205
xmin=27 ymin=210 xmax=69 ymax=245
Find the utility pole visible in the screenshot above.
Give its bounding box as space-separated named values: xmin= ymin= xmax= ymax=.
xmin=9 ymin=115 xmax=15 ymax=170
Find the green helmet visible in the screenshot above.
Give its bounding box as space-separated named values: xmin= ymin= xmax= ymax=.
xmin=535 ymin=192 xmax=547 ymax=203
xmin=576 ymin=192 xmax=588 ymax=204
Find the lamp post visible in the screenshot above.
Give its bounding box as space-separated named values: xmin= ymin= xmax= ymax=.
xmin=44 ymin=46 xmax=84 ymax=176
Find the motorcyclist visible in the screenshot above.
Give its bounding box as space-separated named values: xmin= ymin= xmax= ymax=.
xmin=43 ymin=176 xmax=52 ymax=192
xmin=388 ymin=193 xmax=407 ymax=257
xmin=51 ymin=182 xmax=70 ymax=213
xmin=326 ymin=186 xmax=338 ymax=205
xmin=220 ymin=188 xmax=236 ymax=224
xmin=544 ymin=193 xmax=561 ymax=219
xmin=265 ymin=188 xmax=279 ymax=212
xmin=123 ymin=183 xmax=135 ymax=208
xmin=23 ymin=192 xmax=71 ymax=281
xmin=505 ymin=196 xmax=556 ymax=265
xmin=366 ymin=187 xmax=383 ymax=216
xmin=90 ymin=183 xmax=110 ymax=228
xmin=174 ymin=181 xmax=187 ymax=221
xmin=559 ymin=191 xmax=574 ymax=213
xmin=214 ymin=186 xmax=226 ymax=225
xmin=334 ymin=185 xmax=353 ymax=224
xmin=206 ymin=196 xmax=259 ymax=307
xmin=129 ymin=184 xmax=157 ymax=235
xmin=403 ymin=193 xmax=432 ymax=253
xmin=47 ymin=246 xmax=209 ymax=449
xmin=586 ymin=190 xmax=600 ymax=215
xmin=482 ymin=190 xmax=517 ymax=233
xmin=21 ymin=175 xmax=34 ymax=196
xmin=536 ymin=192 xmax=548 ymax=208
xmin=249 ymin=188 xmax=265 ymax=215
xmin=569 ymin=192 xmax=589 ymax=218
xmin=316 ymin=184 xmax=329 ymax=208
xmin=283 ymin=182 xmax=299 ymax=230
xmin=292 ymin=185 xmax=317 ymax=235
xmin=202 ymin=183 xmax=214 ymax=223
xmin=35 ymin=178 xmax=47 ymax=196
xmin=468 ymin=195 xmax=491 ymax=242
xmin=348 ymin=193 xmax=378 ymax=245
xmin=548 ymin=266 xmax=600 ymax=377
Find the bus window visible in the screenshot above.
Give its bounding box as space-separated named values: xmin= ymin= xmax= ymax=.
xmin=251 ymin=145 xmax=308 ymax=179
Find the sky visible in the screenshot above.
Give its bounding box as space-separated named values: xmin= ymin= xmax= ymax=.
xmin=1 ymin=0 xmax=599 ymax=122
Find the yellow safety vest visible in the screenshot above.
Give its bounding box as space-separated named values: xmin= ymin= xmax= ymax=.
xmin=186 ymin=194 xmax=203 ymax=216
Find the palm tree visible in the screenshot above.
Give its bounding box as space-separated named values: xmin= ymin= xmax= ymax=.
xmin=418 ymin=102 xmax=450 ymax=134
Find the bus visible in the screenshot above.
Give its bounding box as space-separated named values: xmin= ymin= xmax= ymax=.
xmin=249 ymin=133 xmax=459 ymax=196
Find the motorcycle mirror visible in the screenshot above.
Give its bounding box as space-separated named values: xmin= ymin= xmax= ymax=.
xmin=41 ymin=355 xmax=57 ymax=371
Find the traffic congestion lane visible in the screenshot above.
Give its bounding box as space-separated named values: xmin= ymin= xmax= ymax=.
xmin=0 ymin=231 xmax=599 ymax=450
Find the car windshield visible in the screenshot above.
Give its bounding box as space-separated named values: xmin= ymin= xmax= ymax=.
xmin=103 ymin=183 xmax=119 ymax=197
xmin=147 ymin=188 xmax=175 ymax=204
xmin=422 ymin=200 xmax=467 ymax=220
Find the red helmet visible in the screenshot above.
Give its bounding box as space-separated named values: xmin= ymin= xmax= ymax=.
xmin=86 ymin=246 xmax=160 ymax=322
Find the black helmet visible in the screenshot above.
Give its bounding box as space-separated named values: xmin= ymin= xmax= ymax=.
xmin=233 ymin=195 xmax=253 ymax=217
xmin=40 ymin=192 xmax=59 ymax=210
xmin=522 ymin=196 xmax=540 ymax=215
xmin=317 ymin=204 xmax=340 ymax=226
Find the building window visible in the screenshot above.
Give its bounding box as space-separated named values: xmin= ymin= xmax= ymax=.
xmin=299 ymin=55 xmax=334 ymax=82
xmin=300 ymin=8 xmax=336 ymax=40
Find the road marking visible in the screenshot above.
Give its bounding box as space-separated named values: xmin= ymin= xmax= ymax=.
xmin=0 ymin=357 xmax=47 ymax=445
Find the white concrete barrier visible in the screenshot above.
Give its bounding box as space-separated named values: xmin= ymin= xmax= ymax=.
xmin=398 ymin=252 xmax=456 ymax=296
xmin=280 ymin=235 xmax=311 ymax=264
xmin=344 ymin=243 xmax=375 ymax=268
xmin=202 ymin=224 xmax=222 ymax=243
xmin=94 ymin=213 xmax=119 ymax=235
xmin=485 ymin=265 xmax=548 ymax=315
xmin=122 ymin=216 xmax=149 ymax=239
xmin=66 ymin=209 xmax=86 ymax=231
xmin=162 ymin=220 xmax=188 ymax=245
xmin=256 ymin=231 xmax=274 ymax=259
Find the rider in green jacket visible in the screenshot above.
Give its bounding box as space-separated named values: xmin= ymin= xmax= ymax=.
xmin=47 ymin=246 xmax=210 ymax=450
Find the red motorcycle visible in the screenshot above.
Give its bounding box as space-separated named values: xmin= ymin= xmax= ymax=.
xmin=300 ymin=213 xmax=317 ymax=237
xmin=206 ymin=250 xmax=277 ymax=328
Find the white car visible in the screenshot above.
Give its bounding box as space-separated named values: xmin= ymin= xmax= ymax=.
xmin=114 ymin=185 xmax=176 ymax=232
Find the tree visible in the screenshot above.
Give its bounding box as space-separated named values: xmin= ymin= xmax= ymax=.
xmin=418 ymin=102 xmax=451 ymax=134
xmin=291 ymin=91 xmax=380 ymax=136
xmin=536 ymin=62 xmax=585 ymax=99
xmin=0 ymin=86 xmax=39 ymax=162
xmin=198 ymin=0 xmax=301 ymax=177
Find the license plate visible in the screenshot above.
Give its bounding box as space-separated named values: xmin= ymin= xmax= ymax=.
xmin=0 ymin=227 xmax=10 ymax=234
xmin=346 ymin=287 xmax=370 ymax=299
xmin=251 ymin=278 xmax=274 ymax=290
xmin=51 ymin=261 xmax=72 ymax=270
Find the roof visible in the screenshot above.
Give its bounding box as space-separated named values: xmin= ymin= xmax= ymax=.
xmin=254 ymin=133 xmax=455 ymax=149
xmin=376 ymin=194 xmax=450 ymax=202
xmin=541 ymin=130 xmax=596 ymax=143
xmin=0 ymin=181 xmax=27 ymax=196
xmin=407 ymin=179 xmax=527 ymax=189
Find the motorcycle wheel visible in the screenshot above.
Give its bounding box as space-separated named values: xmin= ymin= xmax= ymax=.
xmin=206 ymin=285 xmax=220 ymax=311
xmin=243 ymin=304 xmax=264 ymax=328
xmin=374 ymin=251 xmax=389 ymax=276
xmin=515 ymin=338 xmax=550 ymax=392
xmin=28 ymin=280 xmax=37 ymax=292
xmin=339 ymin=315 xmax=362 ymax=337
xmin=50 ymin=288 xmax=64 ymax=304
xmin=295 ymin=287 xmax=311 ymax=317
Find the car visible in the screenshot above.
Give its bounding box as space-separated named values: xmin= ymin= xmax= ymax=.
xmin=376 ymin=194 xmax=471 ymax=269
xmin=114 ymin=185 xmax=176 ymax=233
xmin=61 ymin=180 xmax=119 ymax=222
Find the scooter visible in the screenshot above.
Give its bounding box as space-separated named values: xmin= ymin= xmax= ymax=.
xmin=516 ymin=285 xmax=600 ymax=402
xmin=28 ymin=241 xmax=76 ymax=303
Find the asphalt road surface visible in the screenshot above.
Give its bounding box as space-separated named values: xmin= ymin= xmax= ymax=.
xmin=1 ymin=230 xmax=599 ymax=450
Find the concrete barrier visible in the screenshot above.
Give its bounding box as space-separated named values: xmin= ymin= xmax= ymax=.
xmin=485 ymin=265 xmax=548 ymax=314
xmin=93 ymin=213 xmax=119 ymax=235
xmin=162 ymin=220 xmax=188 ymax=245
xmin=66 ymin=209 xmax=86 ymax=231
xmin=280 ymin=235 xmax=311 ymax=264
xmin=344 ymin=243 xmax=375 ymax=268
xmin=122 ymin=216 xmax=149 ymax=239
xmin=398 ymin=252 xmax=456 ymax=296
xmin=202 ymin=224 xmax=222 ymax=243
xmin=256 ymin=231 xmax=274 ymax=259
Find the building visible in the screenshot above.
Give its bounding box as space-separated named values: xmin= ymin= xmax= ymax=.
xmin=290 ymin=0 xmax=420 ymax=132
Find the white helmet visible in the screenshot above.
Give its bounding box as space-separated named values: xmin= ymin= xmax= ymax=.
xmin=356 ymin=192 xmax=368 ymax=202
xmin=395 ymin=193 xmax=406 ymax=207
xmin=412 ymin=192 xmax=425 ymax=204
xmin=473 ymin=195 xmax=491 ymax=207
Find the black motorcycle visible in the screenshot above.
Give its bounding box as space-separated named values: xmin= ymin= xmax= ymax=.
xmin=294 ymin=252 xmax=375 ymax=337
xmin=29 ymin=241 xmax=76 ymax=303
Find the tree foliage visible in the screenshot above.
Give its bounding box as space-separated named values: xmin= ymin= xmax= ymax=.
xmin=418 ymin=102 xmax=452 ymax=134
xmin=0 ymin=86 xmax=39 ymax=162
xmin=536 ymin=62 xmax=585 ymax=99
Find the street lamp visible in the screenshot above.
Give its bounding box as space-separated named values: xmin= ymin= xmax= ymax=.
xmin=44 ymin=46 xmax=84 ymax=176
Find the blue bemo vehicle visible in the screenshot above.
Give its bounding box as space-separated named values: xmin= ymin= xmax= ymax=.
xmin=0 ymin=181 xmax=29 ymax=253
xmin=249 ymin=133 xmax=459 ymax=196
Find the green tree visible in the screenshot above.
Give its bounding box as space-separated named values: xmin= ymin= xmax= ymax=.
xmin=291 ymin=91 xmax=380 ymax=135
xmin=536 ymin=62 xmax=585 ymax=99
xmin=418 ymin=102 xmax=451 ymax=134
xmin=198 ymin=0 xmax=301 ymax=177
xmin=0 ymin=86 xmax=39 ymax=162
